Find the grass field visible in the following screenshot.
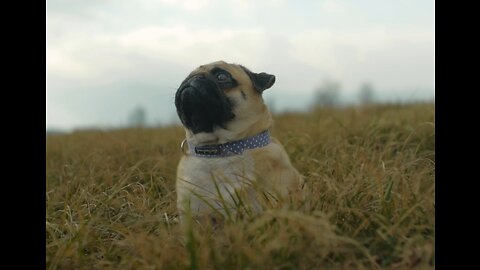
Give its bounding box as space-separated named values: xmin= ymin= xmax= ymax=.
xmin=46 ymin=103 xmax=435 ymax=269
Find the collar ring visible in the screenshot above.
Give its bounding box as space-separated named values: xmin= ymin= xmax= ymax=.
xmin=180 ymin=139 xmax=189 ymax=155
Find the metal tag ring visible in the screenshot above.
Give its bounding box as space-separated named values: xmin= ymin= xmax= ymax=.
xmin=180 ymin=139 xmax=189 ymax=155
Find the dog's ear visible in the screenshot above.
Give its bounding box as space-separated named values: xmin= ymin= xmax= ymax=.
xmin=240 ymin=65 xmax=276 ymax=93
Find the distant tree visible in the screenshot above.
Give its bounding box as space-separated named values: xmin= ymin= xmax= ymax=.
xmin=128 ymin=106 xmax=147 ymax=127
xmin=313 ymin=79 xmax=341 ymax=108
xmin=358 ymin=82 xmax=375 ymax=105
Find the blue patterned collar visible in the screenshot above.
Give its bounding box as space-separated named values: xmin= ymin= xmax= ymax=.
xmin=182 ymin=130 xmax=271 ymax=158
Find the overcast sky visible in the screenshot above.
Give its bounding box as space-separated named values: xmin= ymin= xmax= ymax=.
xmin=47 ymin=0 xmax=434 ymax=131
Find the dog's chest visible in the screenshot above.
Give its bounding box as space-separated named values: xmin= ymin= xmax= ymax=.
xmin=177 ymin=153 xmax=256 ymax=197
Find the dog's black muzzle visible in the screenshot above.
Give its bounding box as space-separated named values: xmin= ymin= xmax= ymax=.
xmin=175 ymin=75 xmax=235 ymax=134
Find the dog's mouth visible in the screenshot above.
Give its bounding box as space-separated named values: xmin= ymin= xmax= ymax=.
xmin=175 ymin=76 xmax=235 ymax=134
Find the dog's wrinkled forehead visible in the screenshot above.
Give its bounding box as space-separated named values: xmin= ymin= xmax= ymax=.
xmin=184 ymin=60 xmax=276 ymax=94
xmin=189 ymin=61 xmax=249 ymax=82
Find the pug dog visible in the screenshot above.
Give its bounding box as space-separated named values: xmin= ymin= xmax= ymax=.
xmin=175 ymin=60 xmax=304 ymax=221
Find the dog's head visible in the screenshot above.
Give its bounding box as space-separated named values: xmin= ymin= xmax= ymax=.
xmin=175 ymin=60 xmax=275 ymax=139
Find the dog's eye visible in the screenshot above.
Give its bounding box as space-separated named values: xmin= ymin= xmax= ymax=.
xmin=216 ymin=73 xmax=229 ymax=82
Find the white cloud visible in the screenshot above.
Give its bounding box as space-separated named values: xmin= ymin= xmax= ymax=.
xmin=48 ymin=49 xmax=92 ymax=78
xmin=320 ymin=0 xmax=347 ymax=13
xmin=48 ymin=23 xmax=273 ymax=79
xmin=118 ymin=25 xmax=237 ymax=57
xmin=157 ymin=0 xmax=212 ymax=11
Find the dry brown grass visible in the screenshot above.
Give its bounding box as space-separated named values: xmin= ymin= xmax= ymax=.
xmin=46 ymin=103 xmax=434 ymax=269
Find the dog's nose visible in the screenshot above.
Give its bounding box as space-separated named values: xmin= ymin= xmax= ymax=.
xmin=190 ymin=79 xmax=203 ymax=89
xmin=189 ymin=75 xmax=206 ymax=88
xmin=180 ymin=85 xmax=195 ymax=98
xmin=179 ymin=75 xmax=204 ymax=93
